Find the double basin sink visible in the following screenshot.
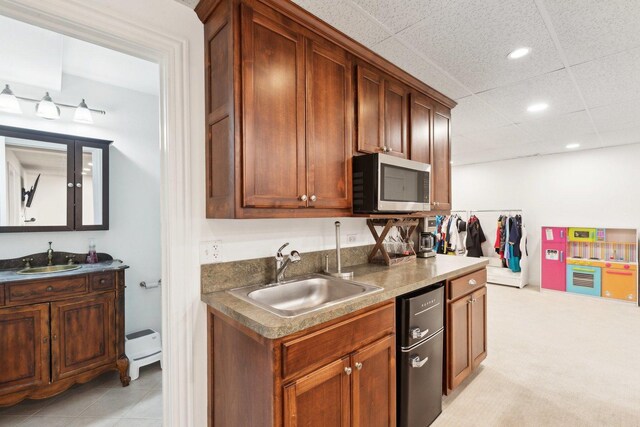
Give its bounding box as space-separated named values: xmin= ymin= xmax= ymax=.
xmin=228 ymin=274 xmax=382 ymax=318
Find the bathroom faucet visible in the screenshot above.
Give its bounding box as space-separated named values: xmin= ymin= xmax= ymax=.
xmin=46 ymin=241 xmax=54 ymax=266
xmin=275 ymin=243 xmax=301 ymax=283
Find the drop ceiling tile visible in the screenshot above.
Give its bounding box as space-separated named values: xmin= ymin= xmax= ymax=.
xmin=372 ymin=37 xmax=470 ymax=100
xmin=571 ymin=47 xmax=640 ymax=109
xmin=543 ymin=0 xmax=640 ymax=65
xmin=598 ymin=126 xmax=640 ymax=147
xmin=590 ymin=100 xmax=640 ymax=133
xmin=291 ymin=0 xmax=390 ymax=47
xmin=349 ymin=0 xmax=430 ymax=34
xmin=517 ymin=110 xmax=595 ymax=142
xmin=477 ymin=69 xmax=584 ymax=123
xmin=396 ymin=0 xmax=563 ymax=93
xmin=461 ymin=124 xmax=536 ymax=151
xmin=451 ymin=96 xmax=512 ymax=135
xmin=535 ymin=133 xmax=601 ymax=155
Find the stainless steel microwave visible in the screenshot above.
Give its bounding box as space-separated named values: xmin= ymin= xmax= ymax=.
xmin=352 ymin=153 xmax=431 ymax=213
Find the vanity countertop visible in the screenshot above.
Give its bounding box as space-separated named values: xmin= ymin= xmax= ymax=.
xmin=0 ymin=260 xmax=129 ymax=283
xmin=202 ymin=255 xmax=488 ymax=339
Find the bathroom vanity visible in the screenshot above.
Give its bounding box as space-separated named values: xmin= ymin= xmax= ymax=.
xmin=0 ymin=255 xmax=129 ymax=407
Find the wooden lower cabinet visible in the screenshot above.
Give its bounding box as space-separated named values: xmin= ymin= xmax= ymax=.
xmin=208 ymin=301 xmax=396 ymax=426
xmin=445 ymin=269 xmax=487 ymax=394
xmin=0 ymin=270 xmax=129 ymax=407
xmin=284 ymin=357 xmax=351 ymax=427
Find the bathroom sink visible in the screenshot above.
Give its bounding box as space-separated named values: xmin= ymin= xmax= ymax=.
xmin=17 ymin=264 xmax=82 ymax=275
xmin=228 ymin=274 xmax=382 ymax=318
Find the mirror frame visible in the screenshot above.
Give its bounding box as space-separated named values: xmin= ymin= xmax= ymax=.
xmin=0 ymin=125 xmax=112 ymax=233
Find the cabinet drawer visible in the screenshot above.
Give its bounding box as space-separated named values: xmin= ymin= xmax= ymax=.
xmin=6 ymin=276 xmax=88 ymax=305
xmin=282 ymin=302 xmax=394 ymax=380
xmin=449 ymin=269 xmax=487 ymax=301
xmin=0 ymin=284 xmax=4 ymax=306
xmin=90 ymin=273 xmax=114 ymax=292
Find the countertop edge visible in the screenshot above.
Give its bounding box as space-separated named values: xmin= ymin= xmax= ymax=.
xmin=0 ymin=262 xmax=130 ymax=283
xmin=202 ymin=257 xmax=489 ymax=340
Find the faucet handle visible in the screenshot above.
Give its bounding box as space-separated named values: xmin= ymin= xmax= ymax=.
xmin=277 ymin=242 xmax=290 ymax=257
xmin=65 ymin=255 xmax=76 ymax=265
xmin=22 ymin=258 xmax=34 ymax=268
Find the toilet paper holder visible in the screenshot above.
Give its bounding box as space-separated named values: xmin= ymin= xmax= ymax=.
xmin=140 ymin=279 xmax=161 ymax=289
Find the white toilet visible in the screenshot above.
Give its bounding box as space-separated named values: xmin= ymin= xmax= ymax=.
xmin=125 ymin=329 xmax=162 ymax=381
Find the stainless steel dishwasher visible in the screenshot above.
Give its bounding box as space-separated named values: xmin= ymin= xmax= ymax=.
xmin=397 ymin=282 xmax=444 ymax=427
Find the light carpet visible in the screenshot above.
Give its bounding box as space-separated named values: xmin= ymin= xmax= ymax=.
xmin=435 ymin=284 xmax=640 ymax=427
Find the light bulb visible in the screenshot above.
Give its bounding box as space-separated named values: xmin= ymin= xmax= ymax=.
xmin=0 ymin=84 xmax=22 ymax=114
xmin=35 ymin=92 xmax=60 ymax=120
xmin=74 ymin=99 xmax=93 ymax=124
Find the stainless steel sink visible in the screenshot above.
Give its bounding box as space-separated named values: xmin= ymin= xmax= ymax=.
xmin=17 ymin=264 xmax=82 ymax=275
xmin=228 ymin=274 xmax=382 ymax=317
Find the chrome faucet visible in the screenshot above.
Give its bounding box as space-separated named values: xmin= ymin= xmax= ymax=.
xmin=46 ymin=241 xmax=54 ymax=266
xmin=275 ymin=243 xmax=301 ymax=283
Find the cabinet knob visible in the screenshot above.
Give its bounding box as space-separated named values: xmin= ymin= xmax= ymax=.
xmin=76 ymin=183 xmax=82 ymax=188
xmin=67 ymin=183 xmax=74 ymax=188
xmin=43 ymin=337 xmax=48 ymax=344
xmin=310 ymin=195 xmax=317 ymax=202
xmin=355 ymin=362 xmax=363 ymax=371
xmin=52 ymin=334 xmax=57 ymax=341
xmin=100 ymin=279 xmax=106 ymax=284
xmin=46 ymin=286 xmax=53 ymax=292
xmin=299 ymin=194 xmax=308 ymax=202
xmin=344 ymin=367 xmax=352 ymax=375
xmin=468 ymin=279 xmax=477 ymax=286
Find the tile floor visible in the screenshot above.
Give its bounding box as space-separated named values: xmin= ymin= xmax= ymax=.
xmin=0 ymin=363 xmax=162 ymax=426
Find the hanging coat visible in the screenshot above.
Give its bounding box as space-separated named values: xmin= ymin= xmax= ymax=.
xmin=466 ymin=217 xmax=486 ymax=258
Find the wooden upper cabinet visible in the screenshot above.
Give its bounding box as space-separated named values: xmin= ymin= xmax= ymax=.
xmin=0 ymin=304 xmax=49 ymax=397
xmin=470 ymin=286 xmax=487 ymax=369
xmin=409 ymin=92 xmax=433 ymax=164
xmin=356 ymin=65 xmax=384 ymax=155
xmin=357 ymin=64 xmax=408 ymax=158
xmin=383 ymin=80 xmax=408 ymax=158
xmin=432 ymin=103 xmax=452 ymax=211
xmin=241 ymin=5 xmax=307 ymax=209
xmin=351 ymin=335 xmax=396 ymax=427
xmin=305 ymin=38 xmax=353 ymax=210
xmin=50 ymin=294 xmax=116 ymax=381
xmin=284 ymin=357 xmax=351 ymax=427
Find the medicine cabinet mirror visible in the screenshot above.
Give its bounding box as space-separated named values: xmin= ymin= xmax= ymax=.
xmin=0 ymin=125 xmax=111 ymax=232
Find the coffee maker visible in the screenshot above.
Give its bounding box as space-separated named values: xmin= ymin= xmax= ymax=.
xmin=418 ymin=217 xmax=437 ymax=258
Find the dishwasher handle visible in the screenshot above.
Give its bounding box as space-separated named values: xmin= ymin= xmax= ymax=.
xmin=410 ymin=355 xmax=429 ymax=368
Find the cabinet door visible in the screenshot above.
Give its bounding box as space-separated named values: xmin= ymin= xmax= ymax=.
xmin=306 ymin=38 xmax=353 ymax=210
xmin=51 ymin=293 xmax=115 ymax=381
xmin=409 ymin=92 xmax=433 ymax=164
xmin=0 ymin=304 xmax=49 ymax=395
xmin=383 ymin=80 xmax=408 ymax=158
xmin=352 ymin=335 xmax=396 ymax=427
xmin=447 ymin=296 xmax=471 ymax=390
xmin=432 ymin=104 xmax=451 ymax=210
xmin=356 ymin=65 xmax=384 ymax=154
xmin=470 ymin=287 xmax=487 ymax=369
xmin=284 ymin=357 xmax=351 ymax=427
xmin=241 ymin=5 xmax=307 ymax=209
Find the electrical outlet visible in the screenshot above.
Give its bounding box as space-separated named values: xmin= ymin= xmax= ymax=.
xmin=200 ymin=240 xmax=222 ymax=264
xmin=347 ymin=234 xmax=357 ymax=244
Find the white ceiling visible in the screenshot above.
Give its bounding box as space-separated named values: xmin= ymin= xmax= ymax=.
xmin=176 ymin=0 xmax=640 ymax=165
xmin=0 ymin=15 xmax=159 ymax=96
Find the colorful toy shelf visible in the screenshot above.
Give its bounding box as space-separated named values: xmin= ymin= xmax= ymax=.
xmin=541 ymin=226 xmax=639 ymax=305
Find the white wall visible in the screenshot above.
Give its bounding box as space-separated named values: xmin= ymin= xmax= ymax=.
xmin=0 ymin=73 xmax=162 ymax=335
xmin=452 ymin=143 xmax=640 ymax=286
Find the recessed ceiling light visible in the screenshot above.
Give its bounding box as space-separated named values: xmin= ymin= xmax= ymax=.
xmin=507 ymin=47 xmax=531 ymax=59
xmin=527 ymin=103 xmax=548 ymax=113
xmin=83 ymin=167 xmax=91 ymax=171
xmin=88 ymin=162 xmax=93 ymax=166
xmin=566 ymin=143 xmax=580 ymax=149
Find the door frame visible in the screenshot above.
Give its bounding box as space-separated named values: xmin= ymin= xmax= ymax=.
xmin=0 ymin=0 xmax=198 ymax=425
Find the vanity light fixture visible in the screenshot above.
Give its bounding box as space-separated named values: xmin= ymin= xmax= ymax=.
xmin=0 ymin=84 xmax=22 ymax=114
xmin=35 ymin=92 xmax=60 ymax=120
xmin=566 ymin=143 xmax=580 ymax=149
xmin=74 ymin=99 xmax=93 ymax=124
xmin=0 ymin=83 xmax=105 ymax=123
xmin=507 ymin=47 xmax=531 ymax=60
xmin=527 ymin=102 xmax=548 ymax=113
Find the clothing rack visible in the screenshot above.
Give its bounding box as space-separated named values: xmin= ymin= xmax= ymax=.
xmin=449 ymin=208 xmax=528 ymax=289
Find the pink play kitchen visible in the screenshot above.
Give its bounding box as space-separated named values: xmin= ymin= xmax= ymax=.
xmin=541 ymin=226 xmax=638 ymax=304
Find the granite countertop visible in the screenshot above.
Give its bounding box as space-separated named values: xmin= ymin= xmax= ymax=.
xmin=202 ymin=255 xmax=488 ymax=339
xmin=0 ymin=260 xmax=129 ymax=283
